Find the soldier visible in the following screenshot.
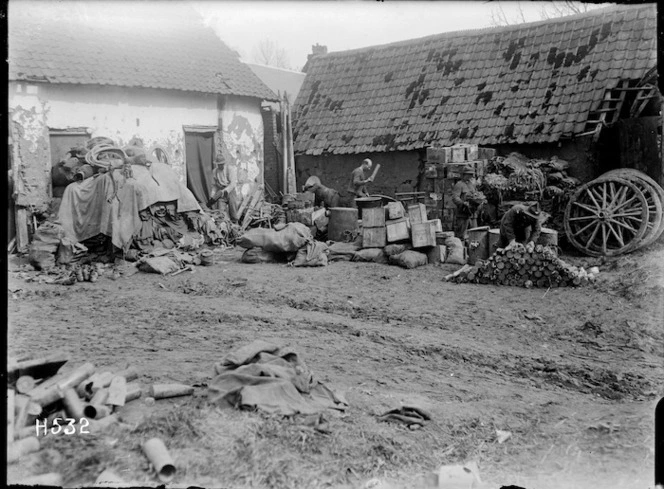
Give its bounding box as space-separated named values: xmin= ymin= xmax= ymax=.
xmin=498 ymin=203 xmax=543 ymax=248
xmin=451 ymin=167 xmax=477 ymax=241
xmin=207 ymin=155 xmax=238 ymax=223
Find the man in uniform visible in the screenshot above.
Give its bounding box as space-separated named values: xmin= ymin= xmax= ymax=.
xmin=348 ymin=158 xmax=374 ymax=202
xmin=303 ymin=176 xmax=340 ymax=209
xmin=451 ymin=166 xmax=478 ymax=241
xmin=207 ymin=155 xmax=238 ymax=223
xmin=498 ymin=203 xmax=543 ymax=248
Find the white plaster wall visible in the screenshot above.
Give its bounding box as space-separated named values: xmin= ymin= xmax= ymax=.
xmin=220 ymin=98 xmax=264 ymax=201
xmin=10 ymin=82 xmax=219 ymax=182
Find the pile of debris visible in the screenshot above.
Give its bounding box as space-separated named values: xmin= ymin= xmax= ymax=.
xmin=7 ymin=353 xmax=194 ymax=485
xmin=446 ymin=242 xmax=599 ymax=287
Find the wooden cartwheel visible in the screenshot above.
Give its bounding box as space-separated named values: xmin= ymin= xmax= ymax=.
xmin=564 ymin=177 xmax=649 ymax=257
xmin=596 ymin=169 xmax=664 ymax=247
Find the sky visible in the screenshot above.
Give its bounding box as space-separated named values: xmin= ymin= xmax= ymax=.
xmin=192 ymin=1 xmax=613 ymax=71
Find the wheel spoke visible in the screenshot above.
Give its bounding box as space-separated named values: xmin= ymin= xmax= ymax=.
xmin=610 ymin=218 xmax=639 ymax=234
xmin=585 ymin=222 xmax=601 ymax=249
xmin=606 ymin=221 xmax=624 ymax=247
xmin=585 ymin=187 xmax=602 ymax=212
xmin=601 ymin=223 xmax=607 ymax=254
xmin=613 ymin=194 xmax=639 ymax=212
xmin=572 ymin=219 xmax=598 ymax=237
xmin=568 ymin=215 xmax=597 ymax=222
xmin=613 ymin=217 xmax=640 ymax=234
xmin=573 ymin=201 xmax=599 ymax=215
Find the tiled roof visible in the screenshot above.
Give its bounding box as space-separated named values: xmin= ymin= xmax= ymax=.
xmin=246 ymin=63 xmax=306 ymax=101
xmin=293 ymin=4 xmax=657 ymax=155
xmin=8 ymin=3 xmax=277 ymax=100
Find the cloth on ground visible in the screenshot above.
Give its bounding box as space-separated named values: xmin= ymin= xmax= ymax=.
xmin=377 ymin=405 xmax=432 ymax=428
xmin=58 ymin=163 xmax=200 ymax=251
xmin=290 ymin=240 xmax=328 ymax=267
xmin=208 ymin=340 xmax=348 ymax=416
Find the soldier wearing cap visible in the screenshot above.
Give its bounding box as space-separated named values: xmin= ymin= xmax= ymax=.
xmin=499 ymin=203 xmax=543 ymax=248
xmin=303 ymin=176 xmax=341 ymax=209
xmin=451 ymin=166 xmax=478 ymax=240
xmin=348 ymin=158 xmax=374 ymax=200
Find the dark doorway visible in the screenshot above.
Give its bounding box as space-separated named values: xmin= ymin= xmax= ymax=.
xmin=185 ymin=131 xmax=215 ymax=204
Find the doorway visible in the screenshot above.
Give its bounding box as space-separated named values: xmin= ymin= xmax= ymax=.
xmin=184 ymin=130 xmax=215 ymax=205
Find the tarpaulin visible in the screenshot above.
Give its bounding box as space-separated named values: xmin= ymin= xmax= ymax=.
xmin=208 ymin=340 xmax=348 ymax=416
xmin=58 ymin=163 xmax=200 ymax=250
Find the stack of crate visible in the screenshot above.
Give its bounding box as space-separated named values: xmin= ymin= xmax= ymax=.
xmin=425 ymin=144 xmax=496 ymax=231
xmin=361 ymin=207 xmax=387 ymax=248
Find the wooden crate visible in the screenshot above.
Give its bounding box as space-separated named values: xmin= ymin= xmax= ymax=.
xmin=428 ymin=219 xmax=443 ymax=233
xmin=362 ymin=226 xmax=386 ymax=248
xmin=426 ymin=147 xmax=453 ymax=164
xmin=286 ymin=208 xmax=313 ymax=226
xmin=465 ymin=144 xmax=479 ymax=160
xmin=411 ymin=221 xmax=436 ymax=248
xmin=386 ymin=218 xmax=410 ymax=242
xmin=478 ymin=147 xmax=497 ymax=160
xmin=362 ymin=207 xmax=386 ymax=227
xmin=451 ymin=146 xmax=466 ymax=162
xmin=407 ymin=203 xmax=427 ymax=224
xmin=386 ymin=202 xmax=405 ymax=220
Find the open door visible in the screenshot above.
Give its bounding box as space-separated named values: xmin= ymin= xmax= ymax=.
xmin=184 ymin=131 xmax=215 ymax=204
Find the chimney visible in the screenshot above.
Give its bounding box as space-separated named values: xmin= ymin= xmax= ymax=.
xmin=307 ymin=44 xmax=328 ymax=63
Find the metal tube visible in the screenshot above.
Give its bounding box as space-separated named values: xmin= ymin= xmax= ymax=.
xmin=149 ymin=383 xmax=194 ymax=400
xmin=142 ymin=438 xmax=176 ymax=483
xmin=62 ymin=387 xmax=85 ymax=420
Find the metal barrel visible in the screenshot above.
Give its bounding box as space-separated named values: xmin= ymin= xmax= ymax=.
xmin=125 ymin=383 xmax=142 ymax=403
xmin=62 ymin=387 xmax=85 ymax=420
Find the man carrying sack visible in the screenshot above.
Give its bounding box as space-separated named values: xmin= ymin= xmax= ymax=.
xmin=498 ymin=202 xmax=543 ymax=248
xmin=303 ymin=176 xmax=340 ymax=209
xmin=451 ymin=166 xmax=478 ymax=241
xmin=207 ymin=155 xmax=239 ymax=224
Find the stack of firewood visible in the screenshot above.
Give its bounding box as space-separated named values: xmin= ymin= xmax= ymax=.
xmin=446 ymin=243 xmax=598 ymax=288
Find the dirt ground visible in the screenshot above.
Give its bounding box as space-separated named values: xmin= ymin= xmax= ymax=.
xmin=7 ymin=240 xmax=664 ymax=489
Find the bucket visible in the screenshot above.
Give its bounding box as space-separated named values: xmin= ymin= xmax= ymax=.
xmin=328 ymin=207 xmax=359 ymax=242
xmin=200 ymin=250 xmax=214 ymax=266
xmin=488 ymin=228 xmax=501 ymax=255
xmin=467 ymin=226 xmax=490 ymax=265
xmin=355 ymin=196 xmax=383 ymax=216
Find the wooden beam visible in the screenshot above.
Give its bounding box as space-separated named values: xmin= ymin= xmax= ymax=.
xmin=15 ymin=208 xmax=30 ymax=253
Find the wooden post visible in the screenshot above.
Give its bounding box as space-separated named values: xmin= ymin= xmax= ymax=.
xmin=285 ymin=96 xmax=297 ymax=195
xmin=281 ymin=96 xmax=288 ymax=195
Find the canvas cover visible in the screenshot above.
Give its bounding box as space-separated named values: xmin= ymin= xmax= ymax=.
xmin=58 ymin=163 xmax=200 ymax=250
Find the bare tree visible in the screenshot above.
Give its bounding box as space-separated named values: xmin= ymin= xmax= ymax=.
xmin=252 ymin=39 xmax=291 ymax=69
xmin=490 ymin=1 xmax=600 ymax=26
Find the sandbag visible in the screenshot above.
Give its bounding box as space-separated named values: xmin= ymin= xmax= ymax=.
xmin=327 ymin=241 xmax=360 ymax=262
xmin=384 ymin=243 xmax=412 ymax=256
xmin=34 ymin=221 xmax=65 ymax=246
xmin=444 ymin=236 xmax=466 ymax=265
xmin=291 ymin=241 xmax=328 ymax=267
xmin=352 ymin=248 xmax=387 ymax=263
xmin=388 ymin=250 xmax=428 ymax=269
xmin=56 ymin=237 xmax=77 ymax=265
xmin=138 ymin=256 xmax=179 ymax=274
xmin=241 ymin=248 xmax=286 ymax=264
xmin=237 ymin=222 xmax=312 ymax=253
xmin=28 ymin=242 xmax=57 ymax=270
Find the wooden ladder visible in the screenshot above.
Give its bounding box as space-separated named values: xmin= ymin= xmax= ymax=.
xmin=578 ymin=80 xmax=630 ymax=142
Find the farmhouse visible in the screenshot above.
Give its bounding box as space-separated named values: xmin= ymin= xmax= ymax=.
xmin=292 ymin=4 xmax=660 ymax=200
xmin=8 ymin=2 xmax=276 ymax=247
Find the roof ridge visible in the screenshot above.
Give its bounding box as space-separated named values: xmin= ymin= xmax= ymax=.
xmin=244 ymin=62 xmax=306 ymax=75
xmin=320 ymin=3 xmax=653 ymax=58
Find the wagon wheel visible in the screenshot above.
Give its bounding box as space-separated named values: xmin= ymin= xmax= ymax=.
xmin=599 ymin=169 xmax=664 ymax=245
xmin=564 ymin=177 xmax=649 ymax=257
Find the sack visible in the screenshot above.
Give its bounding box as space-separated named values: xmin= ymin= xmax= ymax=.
xmin=34 ymin=221 xmax=65 ymax=246
xmin=56 ymin=237 xmax=77 ymax=265
xmin=28 ymin=241 xmax=58 ymax=270
xmin=237 ymin=222 xmax=312 ymax=253
xmin=384 ymin=243 xmax=411 ymax=256
xmin=138 ymin=256 xmax=179 ymax=274
xmin=327 ymin=241 xmax=360 ymax=262
xmin=241 ymin=248 xmax=286 ymax=264
xmin=291 ymin=241 xmax=328 ymax=267
xmin=388 ymin=250 xmax=428 ymax=269
xmin=352 ymin=248 xmax=387 ymax=263
xmin=444 ymin=237 xmax=466 ymax=265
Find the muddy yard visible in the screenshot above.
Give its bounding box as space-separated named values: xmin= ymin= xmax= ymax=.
xmin=7 ymin=243 xmax=664 ymax=489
